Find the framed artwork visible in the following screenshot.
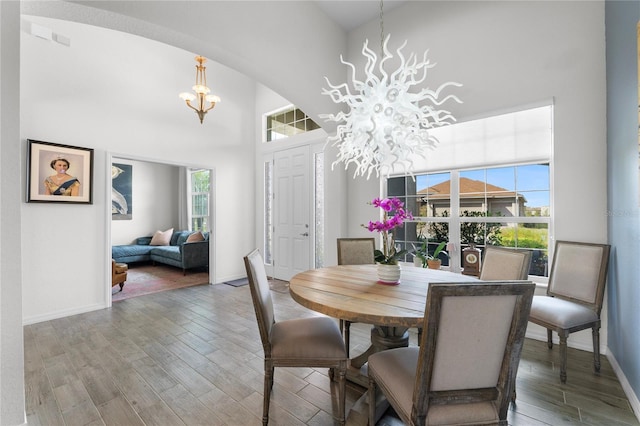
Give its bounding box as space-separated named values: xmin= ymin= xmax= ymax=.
xmin=27 ymin=139 xmax=93 ymax=204
xmin=112 ymin=163 xmax=132 ymax=220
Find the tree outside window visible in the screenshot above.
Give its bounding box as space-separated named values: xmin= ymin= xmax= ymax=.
xmin=190 ymin=169 xmax=210 ymax=232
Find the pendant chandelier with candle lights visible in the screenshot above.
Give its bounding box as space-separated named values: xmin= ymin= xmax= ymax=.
xmin=179 ymin=55 xmax=221 ymax=124
xmin=321 ymin=1 xmax=462 ymax=179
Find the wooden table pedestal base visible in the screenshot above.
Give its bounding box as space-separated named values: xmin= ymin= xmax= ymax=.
xmin=346 ymin=325 xmax=410 ymax=388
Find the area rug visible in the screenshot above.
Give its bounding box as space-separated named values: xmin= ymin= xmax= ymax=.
xmin=224 ymin=278 xmax=249 ymax=287
xmin=223 ymin=277 xmax=289 ymax=292
xmin=112 ymin=263 xmax=209 ymax=302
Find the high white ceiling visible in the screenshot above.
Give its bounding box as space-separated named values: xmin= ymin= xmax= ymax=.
xmin=315 ymin=0 xmax=407 ymax=32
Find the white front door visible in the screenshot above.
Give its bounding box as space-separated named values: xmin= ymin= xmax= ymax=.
xmin=273 ymin=146 xmax=310 ymax=281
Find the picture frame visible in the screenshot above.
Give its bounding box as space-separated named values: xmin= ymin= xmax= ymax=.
xmin=27 ymin=139 xmax=94 ymax=204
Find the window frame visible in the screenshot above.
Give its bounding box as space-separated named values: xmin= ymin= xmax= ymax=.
xmin=263 ymin=105 xmax=320 ymax=142
xmin=188 ymin=168 xmax=210 ymax=232
xmin=387 ymin=162 xmax=552 ymax=279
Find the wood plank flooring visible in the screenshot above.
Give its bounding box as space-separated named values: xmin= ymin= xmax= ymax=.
xmin=112 ymin=263 xmax=209 ymax=302
xmin=25 ymin=281 xmax=639 ymax=425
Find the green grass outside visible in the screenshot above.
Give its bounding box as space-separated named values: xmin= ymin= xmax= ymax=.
xmin=500 ymin=225 xmax=548 ymax=249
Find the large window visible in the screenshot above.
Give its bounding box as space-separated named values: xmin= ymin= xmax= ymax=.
xmin=386 ymin=104 xmax=553 ymax=277
xmin=390 ymin=164 xmax=550 ymax=277
xmin=189 ymin=169 xmax=210 ymax=232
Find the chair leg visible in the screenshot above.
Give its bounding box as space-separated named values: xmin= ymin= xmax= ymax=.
xmin=559 ymin=332 xmax=568 ymax=383
xmin=344 ymin=321 xmax=351 ymax=356
xmin=119 ymin=283 xmax=124 ymax=291
xmin=546 ymin=329 xmax=553 ymax=349
xmin=337 ymin=361 xmax=346 ymax=426
xmin=368 ymin=375 xmax=377 ymax=426
xmin=263 ymin=361 xmax=273 ymax=425
xmin=592 ymin=326 xmax=601 ymax=372
xmin=417 ymin=326 xmax=423 ymax=346
xmin=269 ymin=365 xmax=274 ymax=390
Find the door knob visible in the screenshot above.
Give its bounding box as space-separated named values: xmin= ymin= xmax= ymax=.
xmin=300 ymin=232 xmax=309 ymax=236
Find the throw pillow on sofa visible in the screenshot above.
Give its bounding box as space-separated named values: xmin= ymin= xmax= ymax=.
xmin=186 ymin=231 xmax=205 ymax=242
xmin=150 ymin=228 xmax=173 ymax=246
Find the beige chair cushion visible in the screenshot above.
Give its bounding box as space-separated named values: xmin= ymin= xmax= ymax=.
xmin=548 ymin=244 xmax=604 ymax=304
xmin=480 ymin=247 xmax=530 ymax=281
xmin=431 ymin=295 xmax=515 ymax=390
xmin=369 ymin=347 xmax=499 ymax=425
xmin=246 ymin=249 xmax=275 ymax=338
xmin=530 ymin=296 xmax=599 ymax=328
xmin=369 ymin=347 xmax=418 ymax=420
xmin=271 ymin=316 xmax=346 ymax=360
xmin=425 ymin=403 xmax=499 ymax=425
xmin=337 ymin=238 xmax=375 ymax=265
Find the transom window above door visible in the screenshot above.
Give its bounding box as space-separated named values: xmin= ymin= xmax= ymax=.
xmin=265 ymin=106 xmax=320 ymax=142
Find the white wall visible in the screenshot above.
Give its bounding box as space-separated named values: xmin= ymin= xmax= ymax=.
xmin=344 ymin=1 xmax=608 ymax=351
xmin=110 ymin=159 xmax=179 ymax=246
xmin=1 ymin=2 xmax=26 ymax=424
xmin=20 ymin=16 xmax=256 ymax=323
xmin=23 ymin=0 xmax=348 ymax=130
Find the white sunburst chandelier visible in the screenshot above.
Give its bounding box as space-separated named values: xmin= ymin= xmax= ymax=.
xmin=321 ymin=2 xmax=463 ymax=179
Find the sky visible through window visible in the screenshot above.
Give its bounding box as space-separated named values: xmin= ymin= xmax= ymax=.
xmin=415 ymin=164 xmax=550 ymax=210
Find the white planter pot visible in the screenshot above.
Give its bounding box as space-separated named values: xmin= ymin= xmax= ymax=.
xmin=377 ymin=264 xmax=401 ymax=285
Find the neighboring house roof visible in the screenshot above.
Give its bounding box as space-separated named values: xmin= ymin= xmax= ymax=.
xmin=418 ymin=177 xmax=526 ymax=201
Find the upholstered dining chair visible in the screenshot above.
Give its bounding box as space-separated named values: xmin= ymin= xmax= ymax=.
xmin=528 ymin=240 xmax=610 ymax=383
xmin=368 ymin=281 xmax=535 ymax=426
xmin=243 ymin=249 xmax=347 ymax=425
xmin=479 ymin=246 xmax=532 ymax=281
xmin=336 ymin=237 xmax=375 ymax=354
xmin=337 ymin=237 xmax=375 ymax=265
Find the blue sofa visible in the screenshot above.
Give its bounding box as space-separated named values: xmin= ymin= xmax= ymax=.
xmin=112 ymin=230 xmax=209 ymax=274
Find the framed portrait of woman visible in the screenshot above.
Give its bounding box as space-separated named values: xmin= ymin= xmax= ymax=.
xmin=26 ymin=139 xmax=94 ymax=204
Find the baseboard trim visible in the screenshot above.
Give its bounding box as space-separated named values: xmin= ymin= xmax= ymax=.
xmin=23 ymin=303 xmax=104 ymax=325
xmin=607 ymin=350 xmax=640 ymax=423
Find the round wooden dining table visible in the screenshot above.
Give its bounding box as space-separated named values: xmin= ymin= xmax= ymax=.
xmin=289 ymin=264 xmax=479 ymax=387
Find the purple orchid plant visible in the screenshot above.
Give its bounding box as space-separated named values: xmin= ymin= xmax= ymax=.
xmin=365 ymin=197 xmax=413 ymax=265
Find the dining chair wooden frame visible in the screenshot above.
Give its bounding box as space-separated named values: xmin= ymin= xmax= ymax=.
xmin=244 ymin=249 xmax=347 ymax=425
xmin=528 ymin=240 xmax=611 ymax=383
xmin=336 ymin=237 xmax=375 ymax=355
xmin=368 ymin=281 xmax=535 ymax=426
xmin=479 ymin=246 xmax=533 ymax=281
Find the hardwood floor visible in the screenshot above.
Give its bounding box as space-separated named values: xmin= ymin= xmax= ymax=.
xmin=25 ymin=281 xmax=639 ymax=426
xmin=112 ymin=263 xmax=209 ymax=302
